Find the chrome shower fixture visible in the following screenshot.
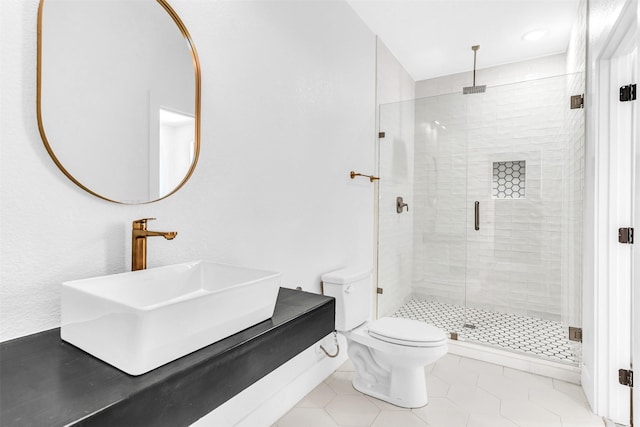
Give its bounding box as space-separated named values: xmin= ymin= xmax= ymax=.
xmin=463 ymin=45 xmax=487 ymax=94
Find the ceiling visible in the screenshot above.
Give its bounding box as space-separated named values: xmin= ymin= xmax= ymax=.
xmin=346 ymin=0 xmax=580 ymax=81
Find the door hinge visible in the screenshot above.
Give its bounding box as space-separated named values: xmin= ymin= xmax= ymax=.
xmin=570 ymin=94 xmax=584 ymax=109
xmin=619 ymin=369 xmax=634 ymax=387
xmin=378 ymin=132 xmax=386 ymax=138
xmin=620 ymin=84 xmax=637 ymax=102
xmin=376 ymin=287 xmax=383 ymax=294
xmin=568 ymin=326 xmax=582 ymax=342
xmin=619 ymin=227 xmax=634 ymax=244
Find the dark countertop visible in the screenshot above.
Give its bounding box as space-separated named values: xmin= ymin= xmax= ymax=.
xmin=0 ymin=288 xmax=335 ymax=427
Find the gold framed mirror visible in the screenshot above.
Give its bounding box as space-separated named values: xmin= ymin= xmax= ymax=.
xmin=37 ymin=0 xmax=201 ymax=204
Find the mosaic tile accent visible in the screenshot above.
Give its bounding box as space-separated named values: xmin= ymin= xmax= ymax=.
xmin=492 ymin=160 xmax=526 ymax=199
xmin=393 ymin=298 xmax=578 ymax=364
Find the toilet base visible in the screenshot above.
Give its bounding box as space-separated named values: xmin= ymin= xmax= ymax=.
xmin=346 ymin=339 xmax=435 ymax=409
xmin=352 ymin=368 xmax=428 ymax=408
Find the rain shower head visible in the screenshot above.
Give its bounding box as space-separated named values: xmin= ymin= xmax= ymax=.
xmin=463 ymin=45 xmax=486 ymax=95
xmin=463 ymin=85 xmax=486 ymax=94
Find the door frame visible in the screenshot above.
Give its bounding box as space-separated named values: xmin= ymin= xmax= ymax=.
xmin=633 ymin=1 xmax=639 ymax=422
xmin=589 ymin=0 xmax=638 ymax=423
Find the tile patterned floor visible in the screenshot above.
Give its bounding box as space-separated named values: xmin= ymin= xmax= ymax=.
xmin=275 ymin=355 xmax=603 ymax=427
xmin=394 ymin=299 xmax=578 ymax=364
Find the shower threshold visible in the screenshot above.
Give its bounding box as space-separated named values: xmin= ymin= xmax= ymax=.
xmin=393 ymin=299 xmax=579 ymax=366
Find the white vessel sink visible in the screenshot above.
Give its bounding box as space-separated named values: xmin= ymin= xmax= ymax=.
xmin=61 ymin=261 xmax=281 ymax=375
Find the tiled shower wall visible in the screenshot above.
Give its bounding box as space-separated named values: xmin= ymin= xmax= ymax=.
xmin=463 ymin=76 xmax=567 ymax=321
xmin=411 ymin=93 xmax=468 ymax=307
xmin=411 ymin=57 xmax=584 ymax=322
xmin=376 ymin=40 xmax=416 ymax=318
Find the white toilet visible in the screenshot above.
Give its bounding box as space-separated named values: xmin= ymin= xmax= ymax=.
xmin=322 ymin=267 xmax=447 ymax=408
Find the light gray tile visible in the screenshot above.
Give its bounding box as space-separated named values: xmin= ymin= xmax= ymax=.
xmin=412 ymin=397 xmax=469 ymax=427
xmin=296 ymin=383 xmax=337 ymax=409
xmin=325 ymin=395 xmax=380 ymax=426
xmin=277 ymin=408 xmax=338 ymax=427
xmin=370 ymin=411 xmax=429 ymax=427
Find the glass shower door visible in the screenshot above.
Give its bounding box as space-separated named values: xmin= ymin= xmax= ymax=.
xmin=377 ymin=74 xmax=583 ymax=366
xmin=462 ymin=75 xmax=583 ymax=364
xmin=378 ymin=92 xmax=469 ymax=342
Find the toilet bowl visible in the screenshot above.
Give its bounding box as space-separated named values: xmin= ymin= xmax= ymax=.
xmin=321 ymin=268 xmax=448 ymax=408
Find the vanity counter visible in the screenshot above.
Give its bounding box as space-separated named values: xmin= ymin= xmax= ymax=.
xmin=0 ymin=288 xmax=335 ymax=426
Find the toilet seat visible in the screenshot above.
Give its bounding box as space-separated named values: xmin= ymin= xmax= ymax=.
xmin=367 ymin=317 xmax=447 ymax=348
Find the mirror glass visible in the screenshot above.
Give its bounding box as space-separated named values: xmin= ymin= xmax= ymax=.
xmin=38 ymin=0 xmax=200 ymax=204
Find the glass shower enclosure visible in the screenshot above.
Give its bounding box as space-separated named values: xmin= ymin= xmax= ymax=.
xmin=377 ymin=74 xmax=584 ymax=365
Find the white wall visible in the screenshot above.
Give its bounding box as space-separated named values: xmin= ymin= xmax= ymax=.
xmin=0 ymin=0 xmax=376 ymax=343
xmin=375 ymin=40 xmax=415 ymax=318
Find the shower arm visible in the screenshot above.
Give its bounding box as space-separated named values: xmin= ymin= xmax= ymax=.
xmin=472 ymin=45 xmax=479 ymax=88
xmin=472 ymin=47 xmax=478 ymax=87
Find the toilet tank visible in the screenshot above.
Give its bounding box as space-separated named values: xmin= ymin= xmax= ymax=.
xmin=321 ymin=268 xmax=372 ymax=331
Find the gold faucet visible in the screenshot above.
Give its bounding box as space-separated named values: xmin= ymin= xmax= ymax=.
xmin=132 ymin=218 xmax=177 ymax=271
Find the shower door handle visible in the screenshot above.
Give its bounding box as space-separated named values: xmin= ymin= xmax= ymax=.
xmin=474 ymin=201 xmax=480 ymax=231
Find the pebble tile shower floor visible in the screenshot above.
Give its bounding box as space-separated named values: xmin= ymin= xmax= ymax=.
xmin=393 ymin=299 xmax=578 ymax=364
xmin=275 ymin=355 xmax=602 ymax=427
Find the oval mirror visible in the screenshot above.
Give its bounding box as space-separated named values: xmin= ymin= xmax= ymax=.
xmin=37 ymin=0 xmax=201 ymax=204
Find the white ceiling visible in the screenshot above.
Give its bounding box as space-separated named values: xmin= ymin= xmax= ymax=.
xmin=346 ymin=0 xmax=580 ymax=81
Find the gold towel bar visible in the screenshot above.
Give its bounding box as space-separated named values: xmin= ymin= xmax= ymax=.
xmin=350 ymin=171 xmax=380 ymax=182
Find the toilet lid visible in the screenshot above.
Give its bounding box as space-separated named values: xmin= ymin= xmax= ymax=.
xmin=368 ymin=317 xmax=447 ymax=347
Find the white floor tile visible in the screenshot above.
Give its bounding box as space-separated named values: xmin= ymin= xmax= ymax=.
xmin=432 ymin=363 xmax=479 ymax=386
xmin=478 ymin=373 xmax=528 ymax=400
xmin=552 ymin=378 xmax=588 ymax=403
xmin=500 ymin=399 xmax=562 ymax=427
xmin=325 ymin=395 xmax=380 ymax=426
xmin=467 ymin=412 xmax=519 ymax=427
xmin=503 ymin=366 xmax=553 ymax=389
xmin=324 ymin=371 xmax=360 ymax=396
xmin=447 ymin=384 xmax=501 ymax=414
xmin=276 ymin=356 xmax=601 ymax=427
xmin=412 ymin=397 xmax=469 ymax=427
xmin=561 ymin=414 xmax=605 ymax=427
xmin=277 ymin=408 xmax=338 ymax=427
xmin=296 ymin=383 xmax=337 ymax=408
xmin=433 ymin=352 xmax=461 ymax=371
xmin=425 ymin=373 xmax=450 ymax=397
xmin=529 ymin=387 xmax=595 ymax=419
xmin=370 ymin=411 xmax=428 ymax=427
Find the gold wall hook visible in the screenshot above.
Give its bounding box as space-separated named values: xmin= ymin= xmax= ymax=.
xmin=350 ymin=171 xmax=379 ymax=182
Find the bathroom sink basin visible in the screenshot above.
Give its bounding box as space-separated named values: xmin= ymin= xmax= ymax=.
xmin=61 ymin=261 xmax=281 ymax=375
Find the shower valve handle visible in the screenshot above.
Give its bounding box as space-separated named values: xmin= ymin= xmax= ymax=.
xmin=397 ymin=197 xmax=409 ymax=214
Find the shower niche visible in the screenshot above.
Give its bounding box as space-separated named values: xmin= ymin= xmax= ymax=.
xmin=492 ymin=160 xmax=526 ymax=199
